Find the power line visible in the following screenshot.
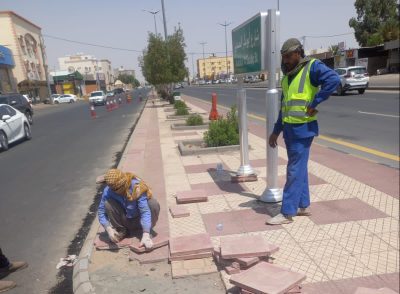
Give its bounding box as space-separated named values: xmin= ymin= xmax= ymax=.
xmin=303 ymin=32 xmax=353 ymax=38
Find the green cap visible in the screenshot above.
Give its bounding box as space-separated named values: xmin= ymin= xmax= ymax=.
xmin=281 ymin=38 xmax=302 ymax=54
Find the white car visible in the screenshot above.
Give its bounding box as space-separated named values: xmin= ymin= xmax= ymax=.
xmin=89 ymin=91 xmax=106 ymax=106
xmin=0 ymin=104 xmax=32 ymax=151
xmin=54 ymin=94 xmax=77 ymax=104
xmin=334 ymin=66 xmax=369 ymax=95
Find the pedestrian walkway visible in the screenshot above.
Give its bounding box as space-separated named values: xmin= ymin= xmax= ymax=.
xmin=83 ymin=93 xmax=399 ymax=294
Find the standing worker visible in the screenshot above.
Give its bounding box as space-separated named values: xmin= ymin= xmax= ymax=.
xmin=267 ymin=38 xmax=340 ymax=225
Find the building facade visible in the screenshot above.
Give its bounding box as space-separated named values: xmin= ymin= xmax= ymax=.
xmin=0 ymin=11 xmax=49 ymax=98
xmin=197 ymin=55 xmax=233 ymax=80
xmin=0 ymin=45 xmax=16 ymax=93
xmin=58 ymin=53 xmax=114 ymax=92
xmin=114 ymin=66 xmax=135 ymax=79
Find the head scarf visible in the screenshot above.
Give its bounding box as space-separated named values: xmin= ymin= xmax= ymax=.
xmin=105 ymin=169 xmax=152 ymax=201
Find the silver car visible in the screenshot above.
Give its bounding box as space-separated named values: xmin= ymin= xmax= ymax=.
xmin=334 ymin=66 xmax=369 ymax=95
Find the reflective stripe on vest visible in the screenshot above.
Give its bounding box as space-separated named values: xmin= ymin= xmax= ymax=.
xmin=281 ymin=59 xmax=319 ymax=124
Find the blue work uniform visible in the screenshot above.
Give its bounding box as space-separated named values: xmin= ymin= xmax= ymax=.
xmin=273 ymin=59 xmax=340 ymax=216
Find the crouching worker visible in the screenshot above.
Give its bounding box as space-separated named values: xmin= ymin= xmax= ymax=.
xmin=98 ymin=169 xmax=160 ymax=250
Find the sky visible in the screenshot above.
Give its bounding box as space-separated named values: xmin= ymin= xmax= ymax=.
xmin=1 ymin=0 xmax=360 ymax=82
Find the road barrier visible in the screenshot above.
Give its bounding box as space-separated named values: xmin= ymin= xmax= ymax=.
xmin=209 ymin=93 xmax=219 ymax=120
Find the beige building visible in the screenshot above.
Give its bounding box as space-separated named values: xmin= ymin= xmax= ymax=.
xmin=0 ymin=11 xmax=49 ymax=98
xmin=197 ymin=55 xmax=233 ymax=79
xmin=58 ymin=53 xmax=114 ymax=91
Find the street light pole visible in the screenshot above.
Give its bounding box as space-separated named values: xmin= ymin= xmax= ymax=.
xmin=161 ymin=0 xmax=168 ymax=40
xmin=218 ymin=21 xmax=232 ymax=78
xmin=199 ymin=42 xmax=207 ymax=79
xmin=142 ymin=9 xmax=160 ymax=35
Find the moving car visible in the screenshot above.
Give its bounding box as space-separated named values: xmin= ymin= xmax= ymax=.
xmin=89 ymin=91 xmax=106 ymax=106
xmin=54 ymin=94 xmax=77 ymax=104
xmin=334 ymin=66 xmax=369 ymax=95
xmin=0 ymin=93 xmax=34 ymax=125
xmin=44 ymin=94 xmax=60 ymax=104
xmin=0 ymin=104 xmax=32 ymax=151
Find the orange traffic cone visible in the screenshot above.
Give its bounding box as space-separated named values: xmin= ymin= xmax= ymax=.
xmin=90 ymin=105 xmax=97 ymax=119
xmin=209 ymin=93 xmax=219 ymax=120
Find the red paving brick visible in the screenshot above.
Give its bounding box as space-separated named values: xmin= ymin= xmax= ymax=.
xmin=169 ymin=233 xmax=213 ymax=257
xmin=354 ymin=287 xmax=398 ymax=294
xmin=225 ymin=265 xmax=240 ymax=275
xmin=250 ymin=158 xmax=287 ymax=167
xmin=184 ymin=163 xmax=228 ymax=173
xmin=191 ymin=181 xmax=247 ymax=196
xmin=202 ymin=207 xmax=282 ymax=237
xmin=129 ymin=232 xmax=169 ymax=253
xmin=220 ymin=235 xmax=279 ymax=259
xmin=176 ymin=189 xmax=208 ymax=204
xmin=308 ymin=198 xmax=388 ymax=225
xmin=235 ymin=256 xmax=260 ymax=268
xmin=94 ymin=233 xmax=134 ymax=250
xmin=169 ymin=251 xmax=212 ymax=261
xmin=229 ymin=262 xmax=306 ymax=294
xmin=129 ymin=245 xmax=169 ymax=264
xmin=169 ymin=205 xmax=190 ymax=218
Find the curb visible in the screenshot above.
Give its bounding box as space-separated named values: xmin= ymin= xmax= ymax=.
xmin=72 ymin=96 xmax=149 ymax=294
xmin=367 ymin=86 xmax=399 ymax=91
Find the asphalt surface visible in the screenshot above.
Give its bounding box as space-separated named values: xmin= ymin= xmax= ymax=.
xmin=0 ymin=89 xmax=147 ymax=293
xmin=182 ymin=86 xmax=399 ymax=169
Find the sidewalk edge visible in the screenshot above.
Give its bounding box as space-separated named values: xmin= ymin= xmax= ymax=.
xmin=72 ymin=98 xmax=148 ymax=294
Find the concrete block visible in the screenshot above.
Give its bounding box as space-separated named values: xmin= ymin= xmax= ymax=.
xmin=231 ymin=174 xmax=258 ymax=183
xmin=176 ymin=189 xmax=208 ymax=204
xmin=234 ymin=257 xmax=260 ymax=268
xmin=74 ymin=282 xmax=94 ymax=294
xmin=73 ymin=271 xmax=90 ymax=293
xmin=73 ymin=258 xmax=89 ymax=279
xmin=169 ymin=251 xmax=212 ymax=261
xmin=94 ymin=233 xmax=133 ymax=250
xmin=225 ymin=266 xmax=240 ymax=275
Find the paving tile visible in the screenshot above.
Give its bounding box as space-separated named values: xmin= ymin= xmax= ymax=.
xmin=378 ymin=231 xmax=399 ymax=250
xmin=220 ymin=235 xmax=278 ymax=259
xmin=354 ymin=287 xmax=399 ymax=294
xmin=229 ymin=262 xmax=306 ymax=294
xmin=285 ymin=224 xmax=331 ymax=243
xmin=235 ymin=257 xmax=260 ymax=268
xmin=191 ymin=181 xmax=247 ymax=196
xmin=169 ymin=251 xmax=212 ymax=261
xmin=332 ymin=274 xmax=400 ymax=294
xmin=129 ymin=232 xmax=169 ymax=253
xmin=171 ymin=257 xmax=218 ymax=278
xmin=358 ymin=217 xmax=399 ymax=234
xmin=337 ymin=234 xmax=394 ymax=255
xmin=94 ymin=233 xmax=133 ymax=250
xmin=300 ymin=281 xmax=342 ymax=294
xmin=197 ymin=196 xmax=231 ymax=214
xmin=172 ymin=131 xmax=198 ymax=137
xmin=318 ymin=221 xmax=368 ymax=239
xmin=225 ymin=265 xmax=240 ymax=275
xmin=202 ymin=207 xmax=282 ymax=237
xmin=169 ymin=205 xmax=190 ymax=218
xmin=309 ymin=183 xmax=351 ymax=201
xmin=308 ymin=198 xmax=388 ymax=225
xmin=128 ymin=245 xmax=169 ymax=264
xmin=176 ymin=189 xmax=208 ymax=204
xmin=184 ymin=163 xmax=228 ymax=174
xmin=187 ymin=172 xmax=215 ymax=185
xmin=355 ymin=250 xmax=399 ymax=274
xmin=169 ymin=233 xmax=213 ymax=257
xmin=250 ymin=158 xmax=287 ymax=167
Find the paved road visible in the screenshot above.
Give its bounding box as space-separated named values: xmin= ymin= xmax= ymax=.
xmin=0 ymin=89 xmax=147 ymax=293
xmin=182 ymin=86 xmax=399 ymax=169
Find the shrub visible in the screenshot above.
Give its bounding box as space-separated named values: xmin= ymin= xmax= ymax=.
xmin=174 ymin=100 xmax=187 ymax=109
xmin=175 ymin=107 xmax=189 ymax=116
xmin=204 ymin=105 xmax=239 ymax=147
xmin=186 ymin=114 xmax=204 ymax=126
xmin=168 ymin=94 xmax=175 ymax=104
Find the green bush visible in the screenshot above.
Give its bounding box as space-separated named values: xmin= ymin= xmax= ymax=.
xmin=174 ymin=100 xmax=187 ymax=109
xmin=186 ymin=114 xmax=204 ymax=126
xmin=168 ymin=94 xmax=175 ymax=104
xmin=204 ymin=105 xmax=239 ymax=147
xmin=175 ymin=107 xmax=189 ymax=116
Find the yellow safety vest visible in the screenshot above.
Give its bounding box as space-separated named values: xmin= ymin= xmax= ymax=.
xmin=281 ymin=59 xmax=319 ymax=124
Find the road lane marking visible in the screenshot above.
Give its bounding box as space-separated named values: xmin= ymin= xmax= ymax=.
xmin=187 ymin=95 xmax=400 ymax=162
xmin=358 ymin=111 xmax=399 ymax=118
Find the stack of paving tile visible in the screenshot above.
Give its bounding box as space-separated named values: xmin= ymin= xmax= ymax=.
xmin=213 ymin=235 xmax=279 ymax=275
xmin=169 ymin=233 xmax=214 ymax=261
xmin=128 ymin=232 xmax=170 ymax=264
xmin=354 ymin=287 xmax=399 ymax=294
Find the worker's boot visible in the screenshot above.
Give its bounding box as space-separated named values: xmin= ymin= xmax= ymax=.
xmin=297 ymin=208 xmax=312 ymax=216
xmin=0 ymin=280 xmax=16 ymax=293
xmin=0 ymin=261 xmax=28 ymax=274
xmin=266 ymin=213 xmax=293 ymax=225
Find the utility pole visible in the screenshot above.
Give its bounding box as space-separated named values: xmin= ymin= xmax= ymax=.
xmin=199 ymin=42 xmax=207 ymax=79
xmin=142 ymin=9 xmax=160 ymax=35
xmin=191 ymin=53 xmax=195 ymax=83
xmin=39 ymin=36 xmax=52 ymax=99
xmin=218 ymin=21 xmax=232 ymax=78
xmin=161 ymin=0 xmax=168 ymax=40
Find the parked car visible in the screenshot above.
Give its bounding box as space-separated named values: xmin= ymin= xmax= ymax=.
xmin=89 ymin=91 xmax=106 ymax=106
xmin=0 ymin=104 xmax=32 ymax=151
xmin=0 ymin=93 xmax=34 ymax=125
xmin=54 ymin=94 xmax=77 ymax=104
xmin=44 ymin=94 xmax=60 ymax=104
xmin=113 ymin=88 xmax=125 ymax=95
xmin=334 ymin=66 xmax=369 ymax=95
xmin=174 ymin=83 xmax=184 ymax=89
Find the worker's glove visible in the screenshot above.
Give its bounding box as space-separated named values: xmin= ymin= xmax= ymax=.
xmin=106 ymin=226 xmax=121 ymax=243
xmin=140 ymin=232 xmax=153 ymax=250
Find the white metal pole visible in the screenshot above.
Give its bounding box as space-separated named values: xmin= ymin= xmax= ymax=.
xmin=260 ymin=9 xmax=282 ymax=202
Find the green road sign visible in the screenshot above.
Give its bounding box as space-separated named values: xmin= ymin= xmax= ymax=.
xmin=232 ymin=13 xmax=267 ymax=74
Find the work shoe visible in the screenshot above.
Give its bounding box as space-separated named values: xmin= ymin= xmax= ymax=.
xmin=0 ymin=280 xmax=16 ymax=293
xmin=297 ymin=208 xmax=312 ymax=216
xmin=0 ymin=261 xmax=28 ymax=274
xmin=266 ymin=213 xmax=293 ymax=225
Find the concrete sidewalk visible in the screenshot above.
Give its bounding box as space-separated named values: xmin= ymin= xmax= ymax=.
xmin=76 ymin=93 xmax=399 ymax=294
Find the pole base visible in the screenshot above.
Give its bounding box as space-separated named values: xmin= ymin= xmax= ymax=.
xmin=231 ymin=174 xmax=258 ymax=183
xmin=260 ymin=188 xmax=282 ymax=203
xmin=236 ymin=164 xmax=255 ymax=177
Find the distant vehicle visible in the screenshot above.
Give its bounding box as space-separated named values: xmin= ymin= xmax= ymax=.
xmin=54 ymin=94 xmax=77 ymax=104
xmin=376 ymin=68 xmax=388 ymax=75
xmin=89 ymin=91 xmax=106 ymax=106
xmin=174 ymin=83 xmax=184 ymax=89
xmin=0 ymin=104 xmax=32 ymax=151
xmin=44 ymin=94 xmax=60 ymax=104
xmin=335 ymin=66 xmax=369 ymax=95
xmin=198 ymin=80 xmax=206 ymax=85
xmin=205 ymin=80 xmax=212 ymax=85
xmin=113 ymin=88 xmax=125 ymax=95
xmin=0 ymin=93 xmax=34 ymax=125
